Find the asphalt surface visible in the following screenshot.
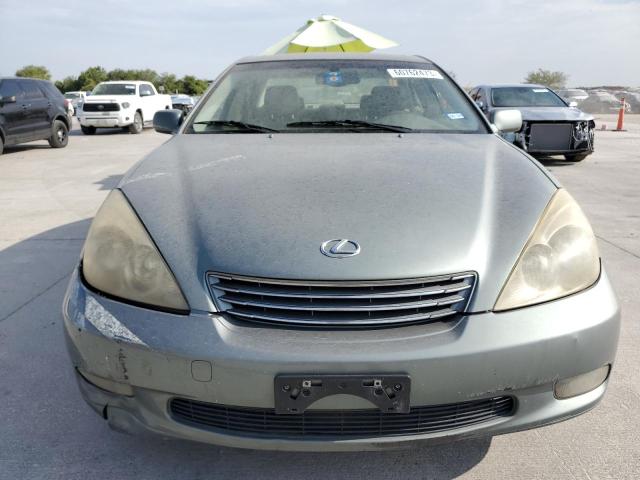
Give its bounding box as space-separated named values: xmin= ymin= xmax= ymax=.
xmin=1 ymin=116 xmax=638 ymax=479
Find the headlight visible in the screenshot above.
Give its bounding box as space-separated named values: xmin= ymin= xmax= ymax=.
xmin=121 ymin=102 xmax=130 ymax=109
xmin=82 ymin=190 xmax=189 ymax=311
xmin=494 ymin=189 xmax=600 ymax=311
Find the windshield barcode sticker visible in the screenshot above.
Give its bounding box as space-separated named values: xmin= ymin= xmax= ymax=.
xmin=447 ymin=113 xmax=465 ymax=119
xmin=532 ymin=88 xmax=549 ymax=93
xmin=387 ymin=69 xmax=443 ymax=79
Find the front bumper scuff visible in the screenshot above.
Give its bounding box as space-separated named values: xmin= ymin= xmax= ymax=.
xmin=63 ymin=267 xmax=620 ymax=451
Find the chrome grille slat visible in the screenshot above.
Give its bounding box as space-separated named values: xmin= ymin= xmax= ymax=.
xmin=208 ymin=271 xmax=476 ymax=328
xmin=213 ymin=280 xmax=471 ymax=299
xmin=219 ymin=294 xmax=465 ymax=312
xmin=225 ymin=308 xmax=458 ymax=326
xmin=212 ymin=272 xmax=474 ymax=287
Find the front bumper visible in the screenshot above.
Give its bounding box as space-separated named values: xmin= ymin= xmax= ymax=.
xmin=63 ymin=268 xmax=620 ymax=451
xmin=78 ymin=111 xmax=133 ymax=128
xmin=503 ymin=121 xmax=595 ymax=157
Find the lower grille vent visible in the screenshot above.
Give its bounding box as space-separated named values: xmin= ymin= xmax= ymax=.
xmin=170 ymin=396 xmax=514 ymax=438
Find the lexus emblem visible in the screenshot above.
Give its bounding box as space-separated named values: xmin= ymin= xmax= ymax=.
xmin=320 ymin=239 xmax=361 ymax=258
xmin=97 ymin=104 xmax=104 ymax=110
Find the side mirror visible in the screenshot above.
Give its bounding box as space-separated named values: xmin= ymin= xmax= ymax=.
xmin=0 ymin=95 xmax=17 ymax=104
xmin=153 ymin=109 xmax=184 ymax=134
xmin=569 ymin=101 xmax=578 ymax=107
xmin=492 ymin=109 xmax=522 ymax=133
xmin=475 ymin=100 xmax=485 ymax=110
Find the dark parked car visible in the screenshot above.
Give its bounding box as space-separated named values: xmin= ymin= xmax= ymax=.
xmin=469 ymin=84 xmax=594 ymax=162
xmin=0 ymin=77 xmax=70 ymax=155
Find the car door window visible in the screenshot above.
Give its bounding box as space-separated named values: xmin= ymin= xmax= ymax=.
xmin=477 ymin=89 xmax=488 ymax=108
xmin=21 ymin=81 xmax=45 ymax=100
xmin=0 ymin=79 xmax=24 ymax=100
xmin=140 ymin=84 xmax=155 ymax=96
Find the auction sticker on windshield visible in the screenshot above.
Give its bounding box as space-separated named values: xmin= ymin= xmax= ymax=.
xmin=387 ymin=69 xmax=444 ymax=79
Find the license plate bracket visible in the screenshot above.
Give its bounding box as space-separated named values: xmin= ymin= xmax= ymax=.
xmin=274 ymin=374 xmax=411 ymax=415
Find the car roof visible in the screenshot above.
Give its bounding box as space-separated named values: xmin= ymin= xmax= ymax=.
xmin=475 ymin=83 xmax=550 ymax=90
xmin=0 ymin=76 xmax=49 ymax=82
xmin=234 ymin=53 xmax=434 ymax=64
xmin=97 ymin=80 xmax=153 ymax=85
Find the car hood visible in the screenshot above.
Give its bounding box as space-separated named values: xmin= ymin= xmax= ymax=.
xmin=84 ymin=95 xmax=135 ymax=102
xmin=494 ymin=106 xmax=593 ymax=122
xmin=120 ymin=133 xmax=557 ymax=312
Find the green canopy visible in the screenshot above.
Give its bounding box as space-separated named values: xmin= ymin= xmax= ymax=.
xmin=264 ymin=15 xmax=399 ymax=54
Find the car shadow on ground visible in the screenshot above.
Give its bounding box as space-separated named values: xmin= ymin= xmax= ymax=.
xmin=0 ymin=219 xmax=492 ymax=479
xmin=538 ymin=157 xmax=576 ymax=168
xmin=1 ymin=144 xmax=53 ymax=154
xmin=94 ymin=174 xmax=124 ymax=190
xmin=68 ymin=128 xmax=134 ymax=136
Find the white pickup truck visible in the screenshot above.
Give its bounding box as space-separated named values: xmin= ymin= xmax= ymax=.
xmin=78 ymin=81 xmax=172 ymax=134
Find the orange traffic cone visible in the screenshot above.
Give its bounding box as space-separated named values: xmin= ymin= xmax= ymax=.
xmin=614 ymin=97 xmax=626 ymax=132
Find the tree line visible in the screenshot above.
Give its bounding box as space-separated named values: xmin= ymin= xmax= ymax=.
xmin=523 ymin=69 xmax=568 ymax=90
xmin=16 ymin=63 xmax=571 ymax=94
xmin=15 ymin=65 xmax=210 ymax=96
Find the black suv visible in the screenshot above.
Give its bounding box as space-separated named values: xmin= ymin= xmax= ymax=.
xmin=0 ymin=77 xmax=70 ymax=155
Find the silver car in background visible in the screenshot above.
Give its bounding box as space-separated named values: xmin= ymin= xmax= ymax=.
xmin=63 ymin=54 xmax=619 ymax=451
xmin=557 ymin=88 xmax=589 ymax=104
xmin=470 ymin=84 xmax=595 ymax=162
xmin=170 ymin=94 xmax=196 ymax=113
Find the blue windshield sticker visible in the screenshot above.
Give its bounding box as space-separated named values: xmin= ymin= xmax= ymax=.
xmin=323 ymin=71 xmax=344 ymax=86
xmin=447 ymin=113 xmax=465 ymax=119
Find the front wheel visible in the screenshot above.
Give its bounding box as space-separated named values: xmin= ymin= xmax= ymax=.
xmin=48 ymin=120 xmax=69 ymax=148
xmin=128 ymin=112 xmax=143 ymax=134
xmin=564 ymin=153 xmax=589 ymax=162
xmin=81 ymin=125 xmax=96 ymax=135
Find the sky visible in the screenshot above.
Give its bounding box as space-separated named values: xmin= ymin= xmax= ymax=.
xmin=0 ymin=0 xmax=639 ymax=87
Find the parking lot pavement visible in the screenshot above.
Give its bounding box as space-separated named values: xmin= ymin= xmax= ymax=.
xmin=1 ymin=116 xmax=638 ymax=479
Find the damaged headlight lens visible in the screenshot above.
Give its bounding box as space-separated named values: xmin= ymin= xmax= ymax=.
xmin=82 ymin=189 xmax=189 ymax=311
xmin=494 ymin=189 xmax=600 ymax=311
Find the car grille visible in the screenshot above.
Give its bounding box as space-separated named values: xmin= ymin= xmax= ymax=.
xmin=527 ymin=123 xmax=572 ymax=151
xmin=521 ymin=121 xmax=593 ymax=153
xmin=169 ymin=396 xmax=514 ymax=438
xmin=207 ymin=272 xmax=476 ymax=328
xmin=82 ymin=103 xmax=120 ymax=112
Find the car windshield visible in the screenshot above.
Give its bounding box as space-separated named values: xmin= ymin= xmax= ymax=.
xmin=491 ymin=87 xmax=566 ymax=107
xmin=187 ymin=60 xmax=485 ymax=134
xmin=64 ymin=93 xmax=80 ymax=99
xmin=92 ymin=83 xmax=136 ymax=95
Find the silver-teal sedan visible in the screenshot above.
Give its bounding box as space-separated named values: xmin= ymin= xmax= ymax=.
xmin=63 ymin=54 xmax=620 ymax=451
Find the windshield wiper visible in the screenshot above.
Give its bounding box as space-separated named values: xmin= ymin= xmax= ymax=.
xmin=286 ymin=120 xmax=413 ymax=133
xmin=192 ymin=120 xmax=278 ymax=133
